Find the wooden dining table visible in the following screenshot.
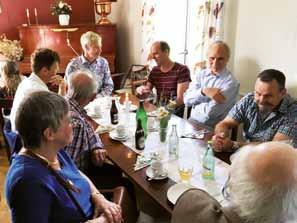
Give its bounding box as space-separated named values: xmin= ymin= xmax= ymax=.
xmin=91 ymin=94 xmax=231 ymax=217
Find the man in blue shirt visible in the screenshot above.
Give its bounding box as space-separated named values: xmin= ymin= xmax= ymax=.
xmin=65 ymin=31 xmax=114 ymax=96
xmin=183 ymin=41 xmax=239 ymax=127
xmin=212 ymin=69 xmax=297 ymax=152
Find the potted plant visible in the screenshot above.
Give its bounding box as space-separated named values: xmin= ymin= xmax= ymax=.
xmin=51 ymin=0 xmax=72 ymax=26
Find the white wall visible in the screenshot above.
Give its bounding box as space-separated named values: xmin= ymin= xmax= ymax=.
xmin=230 ymin=0 xmax=297 ymax=96
xmin=103 ymin=0 xmax=297 ymax=96
xmin=95 ymin=0 xmax=142 ymax=72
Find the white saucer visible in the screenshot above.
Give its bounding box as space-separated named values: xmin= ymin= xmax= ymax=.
xmin=167 ymin=183 xmax=196 ymax=204
xmin=88 ymin=112 xmax=101 ymax=119
xmin=109 ymin=130 xmax=129 ymax=141
xmin=146 ymin=166 xmax=168 ymax=180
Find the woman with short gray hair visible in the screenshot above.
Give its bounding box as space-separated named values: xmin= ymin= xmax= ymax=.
xmin=5 ymin=91 xmax=122 ymax=223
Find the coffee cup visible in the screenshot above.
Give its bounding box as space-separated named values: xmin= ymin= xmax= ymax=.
xmin=151 ymin=160 xmax=163 ymax=177
xmin=116 ymin=125 xmax=126 ymax=137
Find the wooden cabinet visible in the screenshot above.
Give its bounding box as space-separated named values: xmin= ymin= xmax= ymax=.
xmin=17 ymin=24 xmax=116 ymax=74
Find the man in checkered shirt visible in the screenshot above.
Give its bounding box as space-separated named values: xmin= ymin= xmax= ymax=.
xmin=212 ymin=69 xmax=297 ymax=152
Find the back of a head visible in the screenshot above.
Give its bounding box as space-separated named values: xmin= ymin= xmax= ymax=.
xmin=229 ymin=142 xmax=297 ymax=223
xmin=80 ymin=31 xmax=101 ymax=48
xmin=15 ymin=91 xmax=69 ymax=149
xmin=0 ymin=60 xmax=21 ymax=95
xmin=31 ymin=48 xmax=60 ymax=74
xmin=257 ymin=69 xmax=286 ymax=90
xmin=67 ymin=70 xmax=98 ymax=101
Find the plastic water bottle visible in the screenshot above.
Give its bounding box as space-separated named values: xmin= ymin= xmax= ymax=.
xmin=168 ymin=124 xmax=179 ymax=159
xmin=202 ymin=141 xmax=215 ymax=180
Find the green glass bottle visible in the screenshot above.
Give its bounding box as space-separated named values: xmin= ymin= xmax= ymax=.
xmin=136 ymin=100 xmax=148 ymax=138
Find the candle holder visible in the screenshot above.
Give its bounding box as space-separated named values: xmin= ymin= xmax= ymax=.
xmin=94 ymin=0 xmax=117 ymax=25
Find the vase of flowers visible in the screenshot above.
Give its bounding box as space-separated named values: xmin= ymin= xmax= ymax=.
xmin=156 ymin=107 xmax=170 ymax=143
xmin=0 ymin=34 xmax=23 ymax=62
xmin=51 ymin=1 xmax=72 ymax=26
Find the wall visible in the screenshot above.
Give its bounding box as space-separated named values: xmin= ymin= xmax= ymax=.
xmin=0 ymin=0 xmax=94 ymax=40
xmin=106 ymin=0 xmax=142 ymax=72
xmin=109 ymin=0 xmax=297 ymax=97
xmin=228 ymin=0 xmax=297 ymax=96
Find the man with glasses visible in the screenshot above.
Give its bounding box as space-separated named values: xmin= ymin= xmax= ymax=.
xmin=212 ymin=69 xmax=297 ymax=152
xmin=183 ymin=41 xmax=239 ymax=127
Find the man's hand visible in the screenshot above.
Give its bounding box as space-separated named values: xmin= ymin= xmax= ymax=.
xmin=49 ymin=75 xmax=67 ymax=95
xmin=136 ymin=85 xmax=151 ymax=98
xmin=202 ymin=87 xmax=226 ymax=103
xmin=91 ymin=149 xmax=107 ymax=167
xmin=212 ymin=133 xmax=233 ymax=152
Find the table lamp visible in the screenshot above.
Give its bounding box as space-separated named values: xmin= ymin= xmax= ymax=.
xmin=94 ymin=0 xmax=117 ymax=25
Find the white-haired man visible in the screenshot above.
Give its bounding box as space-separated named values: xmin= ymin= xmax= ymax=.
xmin=183 ymin=41 xmax=239 ymax=127
xmin=65 ymin=31 xmax=114 ymax=96
xmin=64 ymin=70 xmax=133 ymax=194
xmin=172 ymin=142 xmax=297 ymax=223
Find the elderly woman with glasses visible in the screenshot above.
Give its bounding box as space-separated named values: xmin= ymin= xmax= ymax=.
xmin=5 ymin=91 xmax=122 ymax=223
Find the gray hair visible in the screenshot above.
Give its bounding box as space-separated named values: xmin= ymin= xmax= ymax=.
xmin=228 ymin=143 xmax=297 ymax=223
xmin=67 ymin=70 xmax=98 ymax=101
xmin=80 ymin=31 xmax=102 ymax=49
xmin=15 ymin=91 xmax=69 ymax=149
xmin=207 ymin=40 xmax=230 ymax=60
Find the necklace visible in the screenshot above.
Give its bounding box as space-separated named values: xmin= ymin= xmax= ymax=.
xmin=24 ymin=150 xmax=60 ymax=168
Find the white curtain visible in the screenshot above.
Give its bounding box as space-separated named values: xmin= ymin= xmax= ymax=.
xmin=140 ymin=0 xmax=225 ymax=73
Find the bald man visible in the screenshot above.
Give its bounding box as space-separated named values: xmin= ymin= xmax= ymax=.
xmin=172 ymin=142 xmax=297 ymax=223
xmin=64 ymin=70 xmax=133 ymax=193
xmin=183 ymin=41 xmax=239 ymax=127
xmin=136 ymin=41 xmax=191 ymax=117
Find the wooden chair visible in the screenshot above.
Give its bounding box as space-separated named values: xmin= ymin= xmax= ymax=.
xmin=114 ymin=64 xmax=148 ymax=94
xmin=111 ymin=72 xmax=126 ymax=91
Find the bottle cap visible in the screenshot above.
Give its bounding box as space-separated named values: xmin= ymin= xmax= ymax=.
xmin=207 ymin=140 xmax=212 ymax=145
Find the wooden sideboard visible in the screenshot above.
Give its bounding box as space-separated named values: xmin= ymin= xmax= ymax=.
xmin=17 ymin=24 xmax=116 ymax=74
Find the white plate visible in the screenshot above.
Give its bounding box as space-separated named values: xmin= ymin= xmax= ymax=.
xmin=109 ymin=130 xmax=129 ymax=141
xmin=146 ymin=166 xmax=168 ymax=180
xmin=167 ymin=183 xmax=196 ymax=204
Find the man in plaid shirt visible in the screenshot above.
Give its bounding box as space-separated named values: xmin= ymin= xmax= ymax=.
xmin=212 ymin=69 xmax=297 ymax=152
xmin=64 ymin=70 xmax=130 ymax=191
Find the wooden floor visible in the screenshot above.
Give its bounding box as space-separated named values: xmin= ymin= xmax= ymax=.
xmin=0 ymin=147 xmax=10 ymax=223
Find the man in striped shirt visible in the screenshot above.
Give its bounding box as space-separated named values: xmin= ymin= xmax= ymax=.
xmin=136 ymin=41 xmax=191 ymax=117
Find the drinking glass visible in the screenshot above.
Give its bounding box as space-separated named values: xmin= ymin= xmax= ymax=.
xmin=178 ymin=159 xmax=193 ymax=184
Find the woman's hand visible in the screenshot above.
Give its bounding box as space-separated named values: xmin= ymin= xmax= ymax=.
xmin=85 ymin=214 xmax=109 ymax=223
xmin=91 ymin=193 xmax=122 ymax=223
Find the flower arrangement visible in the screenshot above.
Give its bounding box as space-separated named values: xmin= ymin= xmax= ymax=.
xmin=0 ymin=34 xmax=23 ymax=61
xmin=156 ymin=107 xmax=171 ymax=142
xmin=51 ymin=1 xmax=72 ymax=16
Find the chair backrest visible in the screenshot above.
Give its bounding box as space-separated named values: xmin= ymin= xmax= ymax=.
xmin=111 ymin=72 xmax=126 ymax=91
xmin=0 ymin=98 xmax=14 ymax=162
xmin=0 ymin=98 xmax=22 ymax=163
xmin=119 ymin=64 xmax=149 ymax=93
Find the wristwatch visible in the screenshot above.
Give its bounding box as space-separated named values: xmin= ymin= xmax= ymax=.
xmin=232 ymin=141 xmax=240 ymax=151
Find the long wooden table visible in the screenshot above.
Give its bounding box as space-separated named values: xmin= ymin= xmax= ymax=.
xmin=95 ymin=95 xmax=231 ymax=216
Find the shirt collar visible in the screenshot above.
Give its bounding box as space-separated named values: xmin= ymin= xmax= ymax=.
xmin=29 ymin=73 xmax=48 ymax=89
xmin=66 ymin=97 xmax=88 ymax=116
xmin=205 ymin=67 xmax=228 ymax=77
xmin=80 ymin=55 xmax=101 ymax=65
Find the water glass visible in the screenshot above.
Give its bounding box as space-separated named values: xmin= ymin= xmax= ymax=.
xmin=178 ymin=159 xmax=193 ymax=184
